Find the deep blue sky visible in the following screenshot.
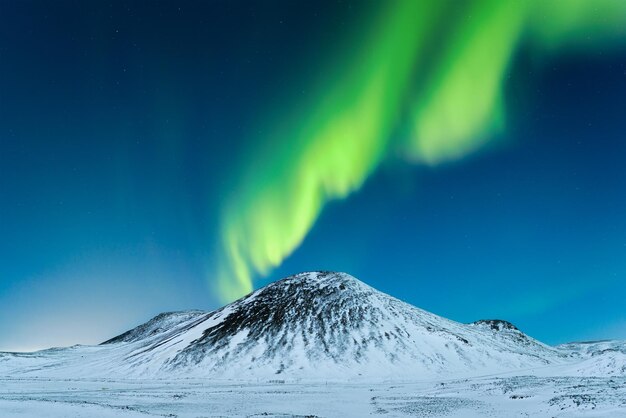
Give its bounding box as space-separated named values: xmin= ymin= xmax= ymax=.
xmin=1 ymin=1 xmax=625 ymax=351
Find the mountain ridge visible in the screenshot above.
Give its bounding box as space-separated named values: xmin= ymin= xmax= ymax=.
xmin=2 ymin=271 xmax=624 ymax=379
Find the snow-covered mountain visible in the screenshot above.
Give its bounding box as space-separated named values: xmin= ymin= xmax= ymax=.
xmin=95 ymin=271 xmax=570 ymax=378
xmin=0 ymin=271 xmax=582 ymax=380
xmin=555 ymin=340 xmax=626 ymax=377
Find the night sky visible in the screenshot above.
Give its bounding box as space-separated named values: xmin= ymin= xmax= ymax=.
xmin=1 ymin=1 xmax=625 ymax=351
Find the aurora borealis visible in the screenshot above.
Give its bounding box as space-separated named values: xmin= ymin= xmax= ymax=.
xmin=1 ymin=1 xmax=626 ymax=351
xmin=217 ymin=0 xmax=626 ymax=301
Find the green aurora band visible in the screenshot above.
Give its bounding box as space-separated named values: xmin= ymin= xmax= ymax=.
xmin=215 ymin=0 xmax=626 ymax=302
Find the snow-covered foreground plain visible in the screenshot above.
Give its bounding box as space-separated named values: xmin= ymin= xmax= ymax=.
xmin=1 ymin=373 xmax=625 ymax=417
